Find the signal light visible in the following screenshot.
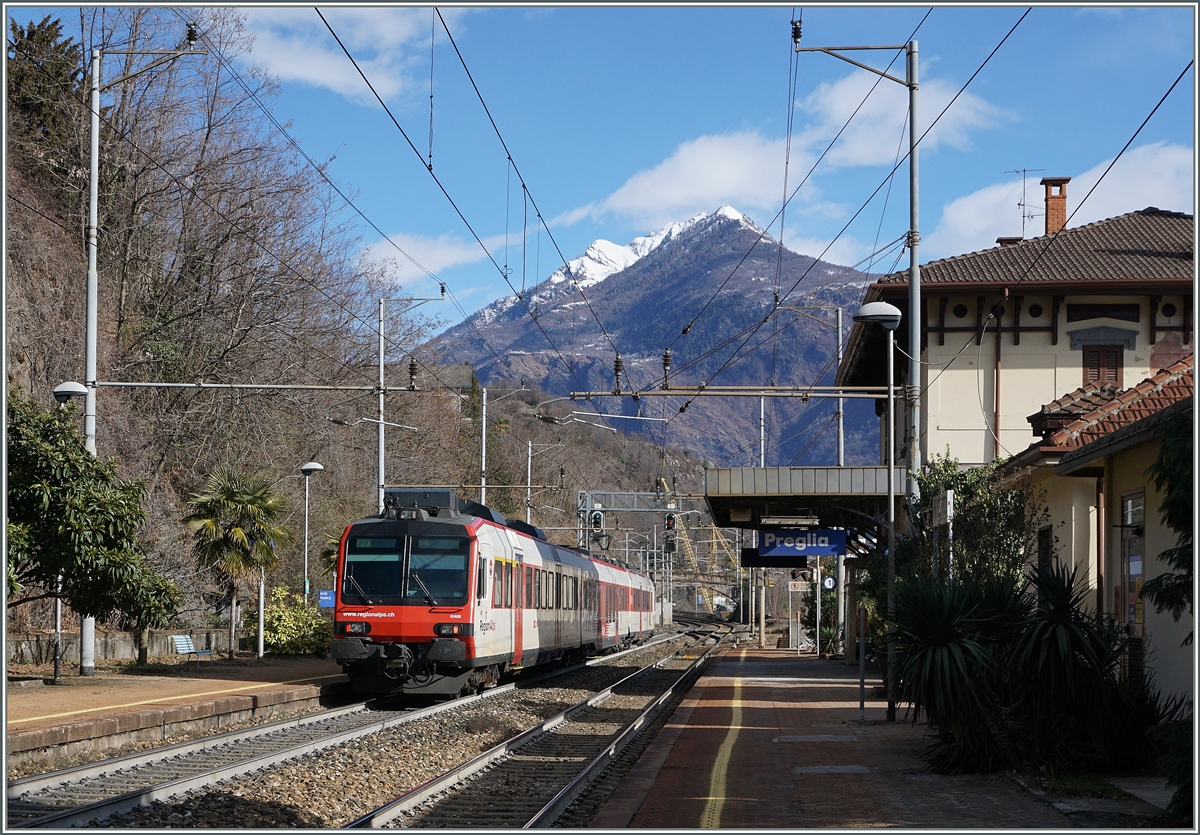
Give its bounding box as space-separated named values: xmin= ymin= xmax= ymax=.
xmin=664 ymin=513 xmax=677 ymax=531
xmin=591 ymin=510 xmax=604 ymax=531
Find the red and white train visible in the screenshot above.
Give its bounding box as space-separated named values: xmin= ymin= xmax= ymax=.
xmin=331 ymin=488 xmax=656 ymax=696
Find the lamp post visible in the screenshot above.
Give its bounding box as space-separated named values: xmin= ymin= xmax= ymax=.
xmin=300 ymin=461 xmax=324 ymax=605
xmin=78 ymin=27 xmax=205 ymax=677
xmin=853 ymin=301 xmax=902 ymax=722
xmin=51 ymin=383 xmax=89 ymax=680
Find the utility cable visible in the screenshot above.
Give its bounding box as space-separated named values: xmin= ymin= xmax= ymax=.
xmin=167 ymin=10 xmax=513 ymax=383
xmin=667 ymin=8 xmax=1027 ymax=422
xmin=913 ymin=56 xmax=1195 ymax=452
xmin=668 ymin=9 xmax=931 ymax=353
xmin=431 ymin=10 xmax=643 ymax=392
xmin=316 ymin=8 xmax=609 ymax=413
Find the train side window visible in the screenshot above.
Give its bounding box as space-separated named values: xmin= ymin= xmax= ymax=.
xmin=525 ymin=566 xmax=533 ymax=608
xmin=504 ymin=562 xmax=513 ymax=608
xmin=573 ymin=577 xmax=579 ymax=610
xmin=534 ymin=569 xmax=541 ymax=608
xmin=556 ymin=572 xmax=562 ymax=609
xmin=492 ymin=561 xmax=503 ymax=607
xmin=477 ymin=558 xmax=487 ymax=600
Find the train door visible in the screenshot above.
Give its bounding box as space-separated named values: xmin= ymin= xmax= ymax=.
xmin=497 ymin=531 xmax=515 ymax=664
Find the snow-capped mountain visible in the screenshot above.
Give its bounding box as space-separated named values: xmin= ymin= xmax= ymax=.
xmin=429 ymin=207 xmax=876 ymax=466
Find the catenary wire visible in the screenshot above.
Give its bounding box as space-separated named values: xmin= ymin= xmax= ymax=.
xmin=667 ymin=8 xmax=1030 ymax=422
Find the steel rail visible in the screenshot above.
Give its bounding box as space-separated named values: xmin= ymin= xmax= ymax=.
xmin=6 ymin=637 xmax=683 ymax=829
xmin=347 ymin=627 xmax=728 ymax=829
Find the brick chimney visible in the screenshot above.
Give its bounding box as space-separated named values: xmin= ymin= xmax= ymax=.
xmin=1040 ymin=176 xmax=1071 ymax=236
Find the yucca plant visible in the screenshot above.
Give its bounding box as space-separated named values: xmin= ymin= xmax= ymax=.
xmin=1012 ymin=561 xmax=1141 ymax=773
xmin=892 ymin=578 xmax=1019 ymax=772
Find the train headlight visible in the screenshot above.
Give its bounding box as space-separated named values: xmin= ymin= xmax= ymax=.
xmin=433 ymin=622 xmax=474 ymax=637
xmin=340 ymin=621 xmax=371 ymax=635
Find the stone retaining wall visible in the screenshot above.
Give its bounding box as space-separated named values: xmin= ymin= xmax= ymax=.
xmin=6 ymin=631 xmax=228 ymax=665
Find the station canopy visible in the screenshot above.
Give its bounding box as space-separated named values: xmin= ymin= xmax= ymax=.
xmin=704 ymin=466 xmax=903 ymax=555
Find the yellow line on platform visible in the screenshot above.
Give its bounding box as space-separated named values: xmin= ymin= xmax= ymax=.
xmin=701 ymin=650 xmax=746 ymax=828
xmin=13 ymin=674 xmax=345 ymax=724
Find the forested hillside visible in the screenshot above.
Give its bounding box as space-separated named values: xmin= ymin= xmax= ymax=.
xmin=5 ymin=8 xmax=694 ymax=640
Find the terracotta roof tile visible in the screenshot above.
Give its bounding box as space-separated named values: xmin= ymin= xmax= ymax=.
xmin=1045 ymin=355 xmax=1194 ymax=451
xmin=876 ymin=208 xmax=1193 ymax=287
xmin=1027 ymin=382 xmax=1122 ymax=438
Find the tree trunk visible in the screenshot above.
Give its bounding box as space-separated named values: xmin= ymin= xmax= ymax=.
xmin=137 ymin=626 xmax=149 ymax=665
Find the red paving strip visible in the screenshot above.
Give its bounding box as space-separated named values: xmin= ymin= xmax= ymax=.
xmin=596 ymin=648 xmax=1072 ymax=829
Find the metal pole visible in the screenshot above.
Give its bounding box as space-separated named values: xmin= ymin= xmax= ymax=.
xmin=859 ymin=605 xmax=867 ymax=722
xmin=836 ymin=307 xmax=845 ymax=467
xmin=907 ymin=40 xmax=922 ymax=507
xmin=257 ymin=567 xmax=265 ymax=659
xmin=836 ymin=553 xmax=845 ymax=655
xmin=759 ymin=396 xmax=766 ymax=466
xmin=303 ymin=473 xmax=310 ymax=604
xmin=887 ymin=326 xmax=897 ymax=722
xmin=378 ymin=299 xmax=386 ymax=514
xmin=54 ymin=574 xmax=62 ymax=681
xmin=526 ymin=440 xmax=532 ymax=524
xmin=759 ymin=570 xmax=766 ymax=649
xmin=815 ymin=560 xmax=822 ymax=656
xmin=480 ymin=387 xmax=487 ymax=505
xmin=788 ymin=586 xmax=793 ymax=650
xmin=79 ymin=49 xmax=102 ymax=678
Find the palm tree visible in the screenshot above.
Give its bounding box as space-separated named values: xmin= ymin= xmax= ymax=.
xmin=184 ymin=465 xmax=294 ymax=659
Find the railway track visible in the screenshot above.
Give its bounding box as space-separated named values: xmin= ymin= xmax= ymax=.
xmin=6 ymin=634 xmax=692 ymax=829
xmin=348 ymin=626 xmax=728 ymax=829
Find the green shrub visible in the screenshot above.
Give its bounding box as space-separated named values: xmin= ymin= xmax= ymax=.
xmin=242 ymin=586 xmax=332 ymax=656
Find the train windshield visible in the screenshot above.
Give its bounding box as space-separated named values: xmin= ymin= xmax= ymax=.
xmin=343 ymin=535 xmax=469 ymax=606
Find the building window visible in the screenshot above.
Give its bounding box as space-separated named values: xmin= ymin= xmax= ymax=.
xmin=1120 ymin=492 xmax=1145 ymax=636
xmin=1083 ymin=344 xmax=1123 ymax=387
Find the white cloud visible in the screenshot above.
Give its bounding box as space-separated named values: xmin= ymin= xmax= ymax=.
xmin=925 ymin=142 xmax=1195 ymax=258
xmin=557 ymin=67 xmax=1005 ymax=233
xmin=784 ymin=235 xmax=874 ymax=272
xmin=556 ymin=132 xmax=804 ymax=229
xmin=364 ymin=230 xmax=505 ymax=276
xmin=241 ymin=7 xmax=470 ymax=105
xmin=797 ymin=70 xmax=1010 ymax=168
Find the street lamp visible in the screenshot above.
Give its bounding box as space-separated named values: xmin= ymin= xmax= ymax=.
xmin=853 ymin=301 xmax=901 ymax=722
xmin=52 ymin=381 xmax=89 ymax=680
xmin=300 ymin=461 xmax=324 ymax=605
xmin=78 ymin=27 xmax=205 ymax=677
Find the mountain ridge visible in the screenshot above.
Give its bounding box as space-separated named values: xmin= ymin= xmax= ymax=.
xmin=431 ymin=207 xmax=878 ymax=467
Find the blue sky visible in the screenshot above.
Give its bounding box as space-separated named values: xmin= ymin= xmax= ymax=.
xmin=9 ymin=5 xmax=1197 ymax=332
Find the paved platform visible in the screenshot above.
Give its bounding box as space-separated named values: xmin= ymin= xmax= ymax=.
xmin=5 ymin=656 xmax=349 ymax=772
xmin=595 ymin=647 xmax=1079 ymax=829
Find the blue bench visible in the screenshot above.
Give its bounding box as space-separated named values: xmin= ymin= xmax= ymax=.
xmin=171 ymin=634 xmax=214 ymax=663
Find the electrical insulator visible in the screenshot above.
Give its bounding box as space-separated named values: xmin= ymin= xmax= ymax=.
xmin=791 ymin=18 xmax=802 ymax=48
xmin=661 ymin=348 xmax=672 ymax=390
xmin=407 ymin=357 xmax=418 ymax=391
xmin=613 ymin=354 xmax=624 ymax=395
xmin=591 ymin=510 xmax=604 ymax=531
